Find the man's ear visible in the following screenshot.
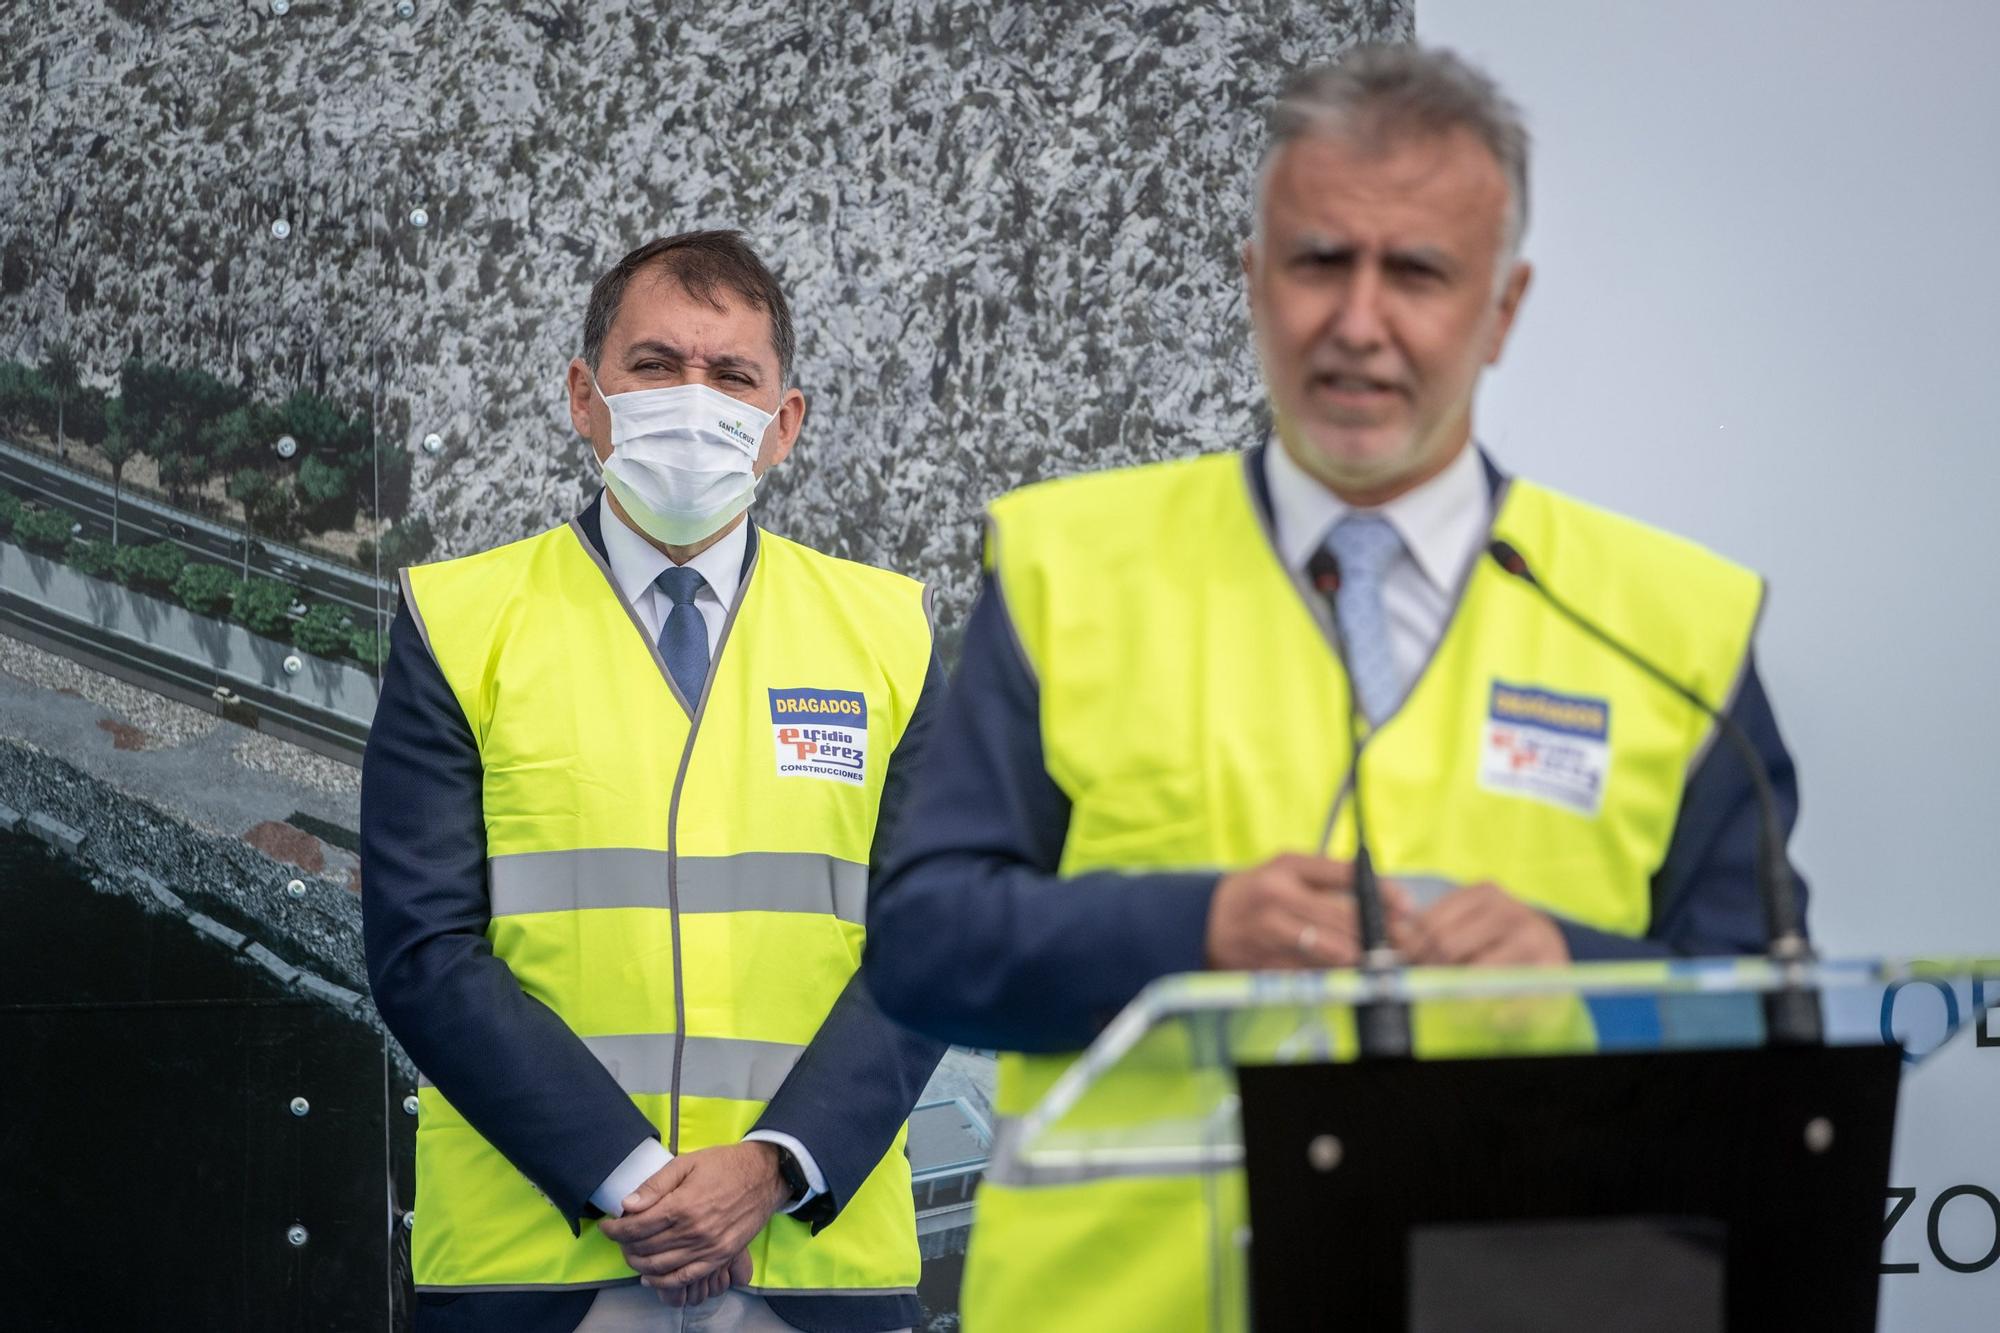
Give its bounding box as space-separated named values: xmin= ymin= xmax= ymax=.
xmin=1485 ymin=261 xmax=1533 ymax=366
xmin=758 ymin=386 xmax=807 ymax=474
xmin=566 ymin=358 xmax=601 ymax=446
xmin=1240 ymin=238 xmax=1259 ymax=312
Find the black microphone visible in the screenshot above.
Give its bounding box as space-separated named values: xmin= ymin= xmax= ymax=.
xmin=1485 ymin=538 xmax=1822 ymax=1046
xmin=1306 ymin=548 xmax=1411 ymax=1059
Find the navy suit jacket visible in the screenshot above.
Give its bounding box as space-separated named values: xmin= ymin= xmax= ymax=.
xmin=362 ymin=499 xmax=947 ymax=1333
xmin=863 ymin=448 xmax=1810 ymax=1053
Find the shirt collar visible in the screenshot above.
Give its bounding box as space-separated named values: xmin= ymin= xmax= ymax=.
xmin=1263 ymin=438 xmax=1492 ymax=595
xmin=597 ymin=489 xmax=749 ymax=610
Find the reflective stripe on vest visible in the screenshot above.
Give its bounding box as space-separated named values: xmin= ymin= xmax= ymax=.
xmin=403 ymin=520 xmax=931 ymax=1295
xmin=489 ymin=849 xmax=867 ymax=924
xmin=419 ymin=1033 xmax=805 ymax=1103
xmin=964 ymin=452 xmax=1764 ymax=1332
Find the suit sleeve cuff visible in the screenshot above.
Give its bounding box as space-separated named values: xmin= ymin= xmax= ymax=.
xmin=743 ymin=1129 xmax=827 ymax=1214
xmin=589 ymin=1137 xmax=671 ymax=1217
xmin=1554 ymin=916 xmax=1675 ymax=962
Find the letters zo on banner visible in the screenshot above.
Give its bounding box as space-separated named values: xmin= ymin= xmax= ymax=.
xmin=769 ymin=688 xmax=869 ymax=786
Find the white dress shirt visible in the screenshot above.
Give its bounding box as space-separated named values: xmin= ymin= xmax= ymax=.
xmin=1263 ymin=438 xmax=1493 ymax=690
xmin=589 ymin=496 xmax=827 ymax=1217
xmin=598 ymin=495 xmax=746 ymax=650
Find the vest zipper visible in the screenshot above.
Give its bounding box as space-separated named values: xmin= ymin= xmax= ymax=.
xmin=567 ymin=517 xmax=762 ymax=1154
xmin=1236 ymin=452 xmax=1512 ymax=855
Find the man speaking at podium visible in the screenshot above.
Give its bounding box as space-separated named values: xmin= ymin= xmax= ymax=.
xmin=863 ymin=43 xmax=1810 ymax=1331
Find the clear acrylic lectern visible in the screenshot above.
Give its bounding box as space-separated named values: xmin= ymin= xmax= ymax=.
xmin=989 ymin=958 xmax=1998 ymax=1331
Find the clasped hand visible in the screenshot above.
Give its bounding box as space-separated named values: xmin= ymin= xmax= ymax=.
xmin=1204 ymin=854 xmax=1568 ymax=969
xmin=597 ymin=1141 xmax=790 ymax=1307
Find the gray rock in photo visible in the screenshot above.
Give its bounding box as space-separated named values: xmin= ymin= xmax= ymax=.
xmin=0 ymin=1 xmax=1409 ymax=645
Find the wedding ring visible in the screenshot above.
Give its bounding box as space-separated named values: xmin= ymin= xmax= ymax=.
xmin=1296 ymin=923 xmax=1319 ymax=959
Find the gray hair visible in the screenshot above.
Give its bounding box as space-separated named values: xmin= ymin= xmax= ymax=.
xmin=1259 ymin=43 xmax=1531 ymax=258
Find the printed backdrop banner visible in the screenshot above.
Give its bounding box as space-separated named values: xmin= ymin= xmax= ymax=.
xmin=3 ymin=3 xmax=1990 ymax=1330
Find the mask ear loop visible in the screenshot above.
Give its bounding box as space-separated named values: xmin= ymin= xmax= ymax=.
xmin=585 ymin=371 xmax=618 ymax=461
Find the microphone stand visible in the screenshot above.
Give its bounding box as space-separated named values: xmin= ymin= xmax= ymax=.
xmin=1486 ymin=539 xmax=1822 ymax=1046
xmin=1309 ymin=552 xmax=1411 ymax=1058
xmin=1347 ymin=760 xmax=1414 ymax=1060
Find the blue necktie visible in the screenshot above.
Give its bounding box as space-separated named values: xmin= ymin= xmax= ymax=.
xmin=1325 ymin=514 xmax=1407 ymax=726
xmin=654 ymin=566 xmax=710 ymax=706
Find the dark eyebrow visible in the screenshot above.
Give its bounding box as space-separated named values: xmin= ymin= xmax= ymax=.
xmin=1287 ymin=232 xmax=1461 ymax=277
xmin=625 ymin=340 xmax=763 ymax=377
xmin=1385 ymin=245 xmax=1457 ymax=273
xmin=1289 ymin=236 xmax=1357 ymax=260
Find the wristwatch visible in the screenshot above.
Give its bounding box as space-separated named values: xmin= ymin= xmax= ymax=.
xmin=772 ymin=1144 xmax=810 ymax=1205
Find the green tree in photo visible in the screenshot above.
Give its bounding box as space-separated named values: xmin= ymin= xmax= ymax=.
xmin=0 ymin=488 xmax=22 ymax=536
xmin=99 ymin=398 xmax=137 ymax=544
xmin=363 ymin=439 xmax=414 ymax=523
xmin=119 ymin=358 xmax=246 ymax=498
xmin=64 ymin=384 xmax=110 ymax=448
xmin=14 ymin=505 xmax=78 ymax=556
xmin=198 ymin=401 xmax=286 ymax=477
xmin=69 ymin=538 xmax=118 ymax=579
xmin=228 ymin=467 xmax=301 ymax=539
xmin=231 ymin=577 xmax=295 ymax=639
xmin=115 ymin=541 xmax=187 ymax=595
xmin=40 ymin=342 xmax=79 ymax=456
xmin=293 ymin=602 xmax=353 ymax=657
xmin=171 ymin=562 xmax=239 ymax=616
xmin=280 ymin=390 xmax=373 ymax=531
xmin=294 ymin=451 xmax=358 ymax=531
xmin=349 ymin=625 xmax=390 ymax=669
xmin=113 ymin=360 xmax=170 ymax=474
xmin=0 ymin=361 xmax=52 ymax=435
xmin=374 ymin=513 xmax=437 ymax=570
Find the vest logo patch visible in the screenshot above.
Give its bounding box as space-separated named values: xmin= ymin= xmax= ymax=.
xmin=769 ymin=688 xmax=868 ymax=786
xmin=1479 ymin=681 xmax=1610 ymax=816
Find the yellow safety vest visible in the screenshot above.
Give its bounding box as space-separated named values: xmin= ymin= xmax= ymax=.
xmin=401 ymin=517 xmax=933 ymax=1299
xmin=965 ymin=450 xmax=1763 ymax=1331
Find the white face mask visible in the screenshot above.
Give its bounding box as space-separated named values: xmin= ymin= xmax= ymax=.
xmin=592 ymin=378 xmax=776 ymax=546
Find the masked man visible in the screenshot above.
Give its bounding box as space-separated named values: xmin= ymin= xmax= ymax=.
xmin=364 ymin=230 xmax=945 ymax=1332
